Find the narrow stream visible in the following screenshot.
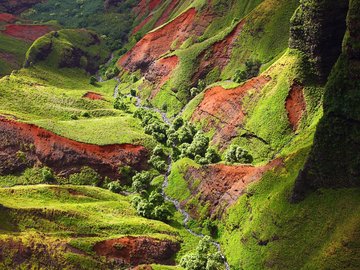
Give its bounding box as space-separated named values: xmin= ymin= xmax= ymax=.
xmin=114 ymin=79 xmax=230 ymax=270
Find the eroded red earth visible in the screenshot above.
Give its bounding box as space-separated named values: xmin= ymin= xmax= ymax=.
xmin=1 ymin=24 xmax=53 ymax=41
xmin=119 ymin=8 xmax=212 ymax=97
xmin=134 ymin=0 xmax=162 ymax=18
xmin=93 ymin=236 xmax=179 ymax=267
xmin=82 ymin=92 xmax=104 ymax=100
xmin=191 ymin=76 xmax=271 ymax=147
xmin=145 ymin=55 xmax=179 ymax=98
xmin=132 ymin=15 xmax=153 ymax=34
xmin=286 ymin=81 xmax=306 ymax=130
xmin=119 ymin=8 xmax=198 ymax=72
xmin=185 ymin=159 xmax=283 ymax=217
xmin=0 ymin=118 xmax=149 ymax=180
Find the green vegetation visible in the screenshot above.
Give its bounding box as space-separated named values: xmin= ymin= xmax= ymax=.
xmin=0 ymin=185 xmax=179 ymax=268
xmin=220 ymin=147 xmax=360 ymax=269
xmin=233 ymin=59 xmax=262 ymax=83
xmin=180 ymin=236 xmax=224 ymax=270
xmin=24 ymin=0 xmax=138 ymax=50
xmin=25 ymin=29 xmax=110 ymax=73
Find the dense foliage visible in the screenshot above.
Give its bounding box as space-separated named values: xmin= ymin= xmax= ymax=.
xmin=24 ymin=0 xmax=138 ymax=50
xmin=180 ymin=236 xmax=224 ymax=270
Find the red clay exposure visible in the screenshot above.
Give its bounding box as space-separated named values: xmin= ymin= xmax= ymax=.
xmin=185 ymin=158 xmax=283 ymax=217
xmin=0 ymin=118 xmax=149 ymax=179
xmin=93 ymin=236 xmax=180 ymax=266
xmin=145 ymin=55 xmax=179 ymax=97
xmin=82 ymin=92 xmax=104 ymax=100
xmin=191 ymin=76 xmax=271 ymax=147
xmin=1 ymin=24 xmax=53 ymax=41
xmin=285 ymin=81 xmax=306 ymax=130
xmin=119 ymin=8 xmax=198 ymax=72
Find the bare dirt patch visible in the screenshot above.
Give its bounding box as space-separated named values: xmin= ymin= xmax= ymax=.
xmin=285 ymin=81 xmax=306 ymax=130
xmin=82 ymin=92 xmax=104 ymax=100
xmin=192 ymin=20 xmax=246 ymax=83
xmin=0 ymin=13 xmax=17 ymax=23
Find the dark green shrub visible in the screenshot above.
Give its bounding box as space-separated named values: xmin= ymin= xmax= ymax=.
xmin=89 ymin=76 xmax=97 ymax=85
xmin=130 ymin=88 xmax=137 ymax=97
xmin=233 ymin=59 xmax=262 ymax=83
xmin=81 ymin=112 xmax=91 ymax=118
xmin=225 ymin=145 xmax=253 ymax=164
xmin=173 ymin=117 xmax=184 ymax=130
xmin=132 ymin=171 xmax=152 ymax=193
xmin=41 ymin=167 xmax=55 ymax=182
xmin=107 ymin=181 xmax=123 ymax=193
xmin=114 ymin=97 xmax=129 ymax=112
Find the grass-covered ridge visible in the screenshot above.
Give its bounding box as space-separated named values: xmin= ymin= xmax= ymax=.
xmin=25 ymin=29 xmax=110 ymax=73
xmin=0 ymin=185 xmax=180 ymax=269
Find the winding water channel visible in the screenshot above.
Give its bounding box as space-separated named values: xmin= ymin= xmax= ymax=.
xmin=114 ymin=79 xmax=231 ymax=270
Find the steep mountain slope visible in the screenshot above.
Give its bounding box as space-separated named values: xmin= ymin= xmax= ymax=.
xmin=0 ymin=0 xmax=359 ymax=269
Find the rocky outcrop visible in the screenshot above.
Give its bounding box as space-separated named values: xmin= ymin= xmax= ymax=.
xmin=0 ymin=118 xmax=149 ymax=180
xmin=93 ymin=237 xmax=180 ymax=267
xmin=292 ymin=0 xmax=360 ymax=201
xmin=289 ymin=0 xmax=349 ymax=81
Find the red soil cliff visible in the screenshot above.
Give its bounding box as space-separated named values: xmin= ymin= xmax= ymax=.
xmin=191 ymin=76 xmax=271 ymax=147
xmin=0 ymin=118 xmax=149 ymax=179
xmin=93 ymin=236 xmax=180 ymax=266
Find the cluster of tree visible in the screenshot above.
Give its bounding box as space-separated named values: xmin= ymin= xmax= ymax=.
xmin=167 ymin=118 xmax=221 ymax=165
xmin=134 ymin=108 xmax=169 ymax=143
xmin=130 ymin=171 xmax=172 ymax=222
xmin=135 ymin=108 xmax=221 ymax=166
xmin=114 ymin=95 xmax=130 ymax=112
xmin=233 ymin=59 xmax=262 ymax=83
xmin=149 ymin=145 xmax=168 ymax=173
xmin=225 ymin=145 xmax=253 ymax=164
xmin=180 ymin=236 xmax=224 ymax=270
xmin=132 ymin=189 xmax=172 ymax=222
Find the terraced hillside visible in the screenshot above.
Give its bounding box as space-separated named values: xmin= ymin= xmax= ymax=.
xmin=0 ymin=0 xmax=359 ymax=269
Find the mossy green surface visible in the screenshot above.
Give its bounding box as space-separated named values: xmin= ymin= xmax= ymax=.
xmin=219 ymin=147 xmax=360 ymax=269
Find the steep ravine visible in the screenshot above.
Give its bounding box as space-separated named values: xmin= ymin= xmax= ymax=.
xmin=113 ymin=79 xmax=231 ymax=269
